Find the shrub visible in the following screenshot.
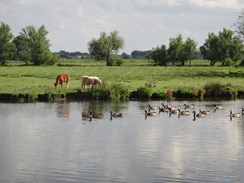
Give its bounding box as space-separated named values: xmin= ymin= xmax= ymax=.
xmin=108 ymin=58 xmax=124 ymax=66
xmin=109 ymin=83 xmax=129 ymax=100
xmin=204 ymin=81 xmax=225 ymax=97
xmin=224 ymin=57 xmax=234 ymax=66
xmin=130 ymin=86 xmax=152 ymax=99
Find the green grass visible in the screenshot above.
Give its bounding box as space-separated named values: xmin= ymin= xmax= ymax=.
xmin=0 ymin=59 xmax=243 ymax=95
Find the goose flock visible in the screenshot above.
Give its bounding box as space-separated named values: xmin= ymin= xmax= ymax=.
xmin=81 ymin=103 xmax=244 ymax=122
xmin=145 ymin=103 xmax=244 ymax=121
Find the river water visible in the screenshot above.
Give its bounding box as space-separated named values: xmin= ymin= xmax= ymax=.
xmin=0 ymin=100 xmax=243 ymax=183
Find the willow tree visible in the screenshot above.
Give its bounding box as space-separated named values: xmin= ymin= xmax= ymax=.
xmin=88 ymin=30 xmax=124 ymax=66
xmin=0 ymin=22 xmax=15 ymax=65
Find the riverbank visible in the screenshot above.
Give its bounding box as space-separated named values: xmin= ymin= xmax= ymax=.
xmin=0 ymin=59 xmax=243 ymax=102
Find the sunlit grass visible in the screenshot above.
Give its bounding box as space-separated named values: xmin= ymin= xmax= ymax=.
xmin=0 ymin=59 xmax=243 ymax=95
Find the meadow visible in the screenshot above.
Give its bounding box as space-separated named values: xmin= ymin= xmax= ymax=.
xmin=0 ymin=59 xmax=243 ymax=100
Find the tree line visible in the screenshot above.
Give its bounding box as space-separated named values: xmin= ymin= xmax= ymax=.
xmin=0 ymin=10 xmax=243 ymax=66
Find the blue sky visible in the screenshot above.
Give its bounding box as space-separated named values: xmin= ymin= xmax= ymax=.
xmin=1 ymin=0 xmax=243 ymax=54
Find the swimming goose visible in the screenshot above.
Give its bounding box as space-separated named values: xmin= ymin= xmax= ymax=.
xmin=192 ymin=111 xmax=205 ymax=118
xmin=230 ymin=110 xmax=240 ymax=118
xmin=82 ymin=116 xmax=92 ymax=122
xmin=169 ymin=108 xmax=179 ymax=114
xmin=148 ymin=104 xmax=157 ymax=110
xmin=199 ymin=109 xmax=210 ymax=115
xmin=145 ymin=110 xmax=156 ymax=116
xmin=110 ymin=111 xmax=122 ymax=117
xmin=178 ymin=109 xmax=189 ymax=116
xmin=162 ymin=103 xmax=176 ymax=110
xmin=183 ymin=104 xmax=194 ymax=109
xmin=158 ymin=106 xmax=168 ymax=113
xmin=242 ymin=107 xmax=244 ymax=115
xmin=90 ymin=112 xmax=103 ymax=119
xmin=213 ymin=104 xmax=223 ymax=110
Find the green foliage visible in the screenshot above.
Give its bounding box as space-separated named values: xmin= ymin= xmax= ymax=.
xmin=46 ymin=53 xmax=60 ymax=65
xmin=108 ymin=57 xmax=124 ymax=66
xmin=200 ymin=28 xmax=244 ymax=66
xmin=204 ymin=81 xmax=225 ymax=97
xmin=149 ymin=45 xmax=168 ymax=65
xmin=109 ymin=83 xmax=129 ymax=100
xmin=130 ymin=86 xmax=152 ymax=99
xmin=0 ymin=22 xmax=15 ymax=65
xmin=14 ymin=25 xmax=51 ymax=65
xmin=223 ymin=57 xmax=235 ymax=66
xmin=88 ymin=30 xmax=124 ymax=66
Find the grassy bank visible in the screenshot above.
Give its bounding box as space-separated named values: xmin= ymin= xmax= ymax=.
xmin=0 ymin=59 xmax=243 ymax=101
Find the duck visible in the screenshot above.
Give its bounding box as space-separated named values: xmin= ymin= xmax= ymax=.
xmin=230 ymin=110 xmax=240 ymax=118
xmin=178 ymin=109 xmax=189 ymax=116
xmin=148 ymin=104 xmax=157 ymax=110
xmin=110 ymin=111 xmax=122 ymax=117
xmin=192 ymin=111 xmax=205 ymax=118
xmin=145 ymin=110 xmax=156 ymax=116
xmin=199 ymin=109 xmax=210 ymax=115
xmin=183 ymin=104 xmax=194 ymax=109
xmin=213 ymin=104 xmax=223 ymax=110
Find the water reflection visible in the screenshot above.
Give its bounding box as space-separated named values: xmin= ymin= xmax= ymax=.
xmin=0 ymin=100 xmax=244 ymax=182
xmin=56 ymin=102 xmax=70 ymax=118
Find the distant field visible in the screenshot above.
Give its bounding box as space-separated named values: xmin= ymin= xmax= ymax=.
xmin=0 ymin=59 xmax=243 ymax=95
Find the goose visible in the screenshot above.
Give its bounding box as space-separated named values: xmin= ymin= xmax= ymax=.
xmin=110 ymin=111 xmax=122 ymax=117
xmin=192 ymin=111 xmax=205 ymax=118
xmin=242 ymin=107 xmax=244 ymax=115
xmin=199 ymin=109 xmax=210 ymax=115
xmin=183 ymin=104 xmax=194 ymax=109
xmin=145 ymin=110 xmax=156 ymax=116
xmin=158 ymin=106 xmax=168 ymax=113
xmin=169 ymin=108 xmax=179 ymax=114
xmin=90 ymin=112 xmax=103 ymax=119
xmin=230 ymin=110 xmax=240 ymax=118
xmin=148 ymin=104 xmax=157 ymax=110
xmin=162 ymin=103 xmax=176 ymax=110
xmin=82 ymin=116 xmax=92 ymax=122
xmin=178 ymin=109 xmax=189 ymax=116
xmin=213 ymin=104 xmax=223 ymax=110
xmin=81 ymin=110 xmax=92 ymax=118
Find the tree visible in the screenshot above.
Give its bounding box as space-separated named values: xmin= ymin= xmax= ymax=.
xmin=15 ymin=25 xmax=52 ymax=65
xmin=179 ymin=38 xmax=198 ymax=66
xmin=200 ymin=32 xmax=220 ymax=66
xmin=121 ymin=52 xmax=132 ymax=59
xmin=13 ymin=33 xmax=31 ymax=64
xmin=88 ymin=30 xmax=124 ymax=66
xmin=149 ymin=45 xmax=168 ymax=65
xmin=233 ymin=9 xmax=244 ymax=42
xmin=167 ymin=34 xmax=183 ymax=65
xmin=200 ymin=28 xmax=243 ymax=66
xmin=0 ymin=22 xmax=15 ymax=65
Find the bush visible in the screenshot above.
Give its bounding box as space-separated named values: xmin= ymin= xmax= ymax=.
xmin=109 ymin=83 xmax=129 ymax=100
xmin=239 ymin=58 xmax=244 ymax=66
xmin=130 ymin=86 xmax=152 ymax=99
xmin=204 ymin=81 xmax=225 ymax=97
xmin=224 ymin=57 xmax=235 ymax=66
xmin=46 ymin=53 xmax=60 ymax=65
xmin=108 ymin=58 xmax=124 ymax=66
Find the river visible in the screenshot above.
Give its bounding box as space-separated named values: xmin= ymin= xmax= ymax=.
xmin=0 ymin=100 xmax=243 ymax=182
